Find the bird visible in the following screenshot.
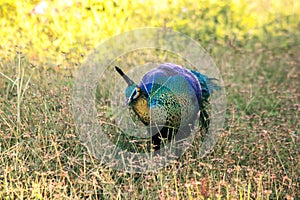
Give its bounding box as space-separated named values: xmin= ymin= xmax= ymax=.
xmin=115 ymin=63 xmax=220 ymax=151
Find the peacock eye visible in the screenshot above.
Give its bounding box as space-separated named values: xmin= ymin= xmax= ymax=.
xmin=130 ymin=87 xmax=141 ymax=100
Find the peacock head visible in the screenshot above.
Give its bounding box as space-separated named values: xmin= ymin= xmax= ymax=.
xmin=115 ymin=66 xmax=143 ymax=106
xmin=115 ymin=66 xmax=150 ymax=125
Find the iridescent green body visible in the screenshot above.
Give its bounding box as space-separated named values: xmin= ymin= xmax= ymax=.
xmin=128 ymin=79 xmax=198 ymax=129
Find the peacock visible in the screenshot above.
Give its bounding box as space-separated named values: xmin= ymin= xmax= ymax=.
xmin=115 ymin=63 xmax=220 ymax=151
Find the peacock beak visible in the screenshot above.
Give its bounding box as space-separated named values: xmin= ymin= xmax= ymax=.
xmin=124 ymin=98 xmax=130 ymax=106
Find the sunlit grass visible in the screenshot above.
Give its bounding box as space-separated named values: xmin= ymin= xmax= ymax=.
xmin=0 ymin=0 xmax=299 ymax=199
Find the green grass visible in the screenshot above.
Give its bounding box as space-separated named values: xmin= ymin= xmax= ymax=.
xmin=0 ymin=0 xmax=299 ymax=199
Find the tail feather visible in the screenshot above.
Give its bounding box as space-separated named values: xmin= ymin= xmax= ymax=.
xmin=190 ymin=69 xmax=221 ymax=132
xmin=190 ymin=69 xmax=221 ymax=103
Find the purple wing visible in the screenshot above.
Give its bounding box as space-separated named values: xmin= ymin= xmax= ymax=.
xmin=138 ymin=63 xmax=202 ymax=106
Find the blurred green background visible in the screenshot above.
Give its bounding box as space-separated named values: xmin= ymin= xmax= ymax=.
xmin=1 ymin=0 xmax=299 ymax=63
